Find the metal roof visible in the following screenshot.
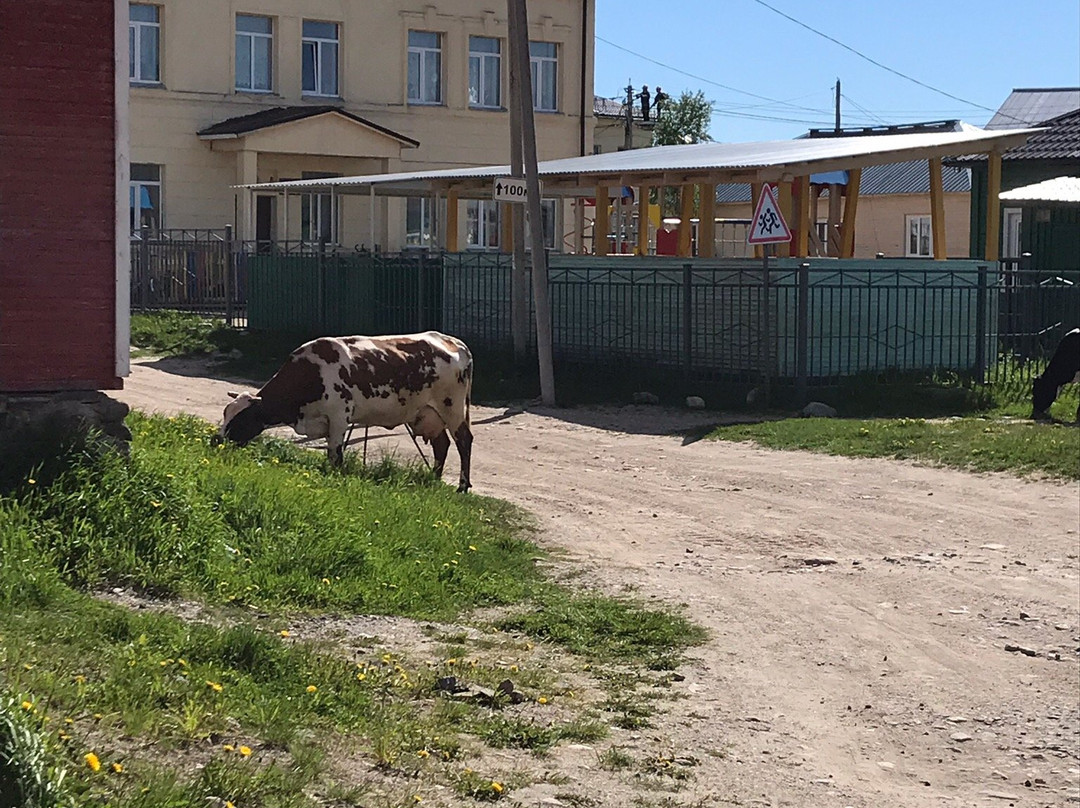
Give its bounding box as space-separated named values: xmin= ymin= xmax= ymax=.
xmin=244 ymin=127 xmax=1038 ymax=197
xmin=985 ymin=88 xmax=1080 ymax=130
xmin=999 ymin=176 xmax=1080 ymax=204
xmin=955 ymin=108 xmax=1080 ymax=163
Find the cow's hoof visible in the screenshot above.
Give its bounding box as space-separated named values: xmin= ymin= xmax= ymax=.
xmin=456 ymin=482 xmax=471 ymax=494
xmin=1032 ymin=410 xmax=1052 ymax=422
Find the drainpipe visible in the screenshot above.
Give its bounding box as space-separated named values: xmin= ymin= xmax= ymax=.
xmin=579 ymin=0 xmax=588 ymax=157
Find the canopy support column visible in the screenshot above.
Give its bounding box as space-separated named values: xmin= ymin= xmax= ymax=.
xmin=698 ymin=183 xmax=715 ymax=258
xmin=840 ymin=168 xmax=862 ymax=258
xmin=368 ymin=185 xmax=376 ymax=250
xmin=826 ymin=183 xmax=842 ymax=256
xmin=637 ymin=184 xmax=651 ymax=255
xmin=777 ymin=181 xmax=793 ymax=258
xmin=445 ymin=190 xmax=459 ymax=252
xmin=677 ymin=185 xmax=694 ymax=257
xmin=985 ymin=150 xmax=1002 ymax=262
xmin=796 ymin=176 xmax=811 ymax=258
xmin=595 ymin=185 xmax=609 ymax=255
xmin=929 ymin=157 xmax=947 ymax=260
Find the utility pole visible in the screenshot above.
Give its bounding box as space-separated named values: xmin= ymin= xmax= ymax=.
xmin=624 ymin=80 xmax=634 ymax=151
xmin=508 ymin=19 xmax=528 ymax=360
xmin=834 ymin=79 xmax=841 ymax=132
xmin=508 ymin=0 xmax=556 ymax=405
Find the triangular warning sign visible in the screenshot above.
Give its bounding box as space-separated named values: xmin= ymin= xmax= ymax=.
xmin=747 ymin=184 xmax=792 ymax=244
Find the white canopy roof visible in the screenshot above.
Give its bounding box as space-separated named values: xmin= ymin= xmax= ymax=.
xmin=244 ymin=127 xmax=1039 ymax=197
xmin=999 ymin=176 xmax=1080 ymax=204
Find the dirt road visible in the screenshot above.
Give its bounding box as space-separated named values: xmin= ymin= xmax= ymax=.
xmin=118 ymin=357 xmax=1080 ymax=808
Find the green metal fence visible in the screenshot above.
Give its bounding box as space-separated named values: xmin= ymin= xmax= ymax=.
xmin=242 ymin=249 xmax=1079 ymax=398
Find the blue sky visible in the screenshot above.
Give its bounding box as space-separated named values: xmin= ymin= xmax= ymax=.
xmin=593 ymin=0 xmax=1080 ymax=143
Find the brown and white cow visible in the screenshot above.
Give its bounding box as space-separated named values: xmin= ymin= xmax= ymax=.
xmin=221 ymin=331 xmax=474 ymax=491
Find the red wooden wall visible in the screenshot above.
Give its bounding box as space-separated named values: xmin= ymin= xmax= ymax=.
xmin=0 ymin=0 xmax=121 ymax=392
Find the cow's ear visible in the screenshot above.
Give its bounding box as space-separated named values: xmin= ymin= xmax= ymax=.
xmin=227 ymin=390 xmax=240 ymax=399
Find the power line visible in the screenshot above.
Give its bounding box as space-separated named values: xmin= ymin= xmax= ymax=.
xmin=748 ymin=0 xmax=1001 ymax=116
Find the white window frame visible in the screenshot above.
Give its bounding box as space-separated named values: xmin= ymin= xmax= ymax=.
xmin=129 ymin=4 xmax=160 ymax=84
xmin=905 ymin=214 xmax=933 ymax=258
xmin=468 ymin=36 xmax=501 ymax=109
xmin=302 ymin=20 xmax=339 ymax=97
xmin=408 ymin=30 xmax=442 ymax=104
xmin=406 ymin=198 xmax=436 ymax=247
xmin=466 ymin=200 xmax=500 ymax=250
xmin=529 ymin=41 xmax=557 ymax=112
xmin=236 ymin=14 xmax=273 ymax=93
xmin=130 ymin=164 xmax=162 ymax=233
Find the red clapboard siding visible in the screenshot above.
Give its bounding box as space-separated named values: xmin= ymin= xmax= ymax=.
xmin=0 ymin=0 xmax=121 ymax=392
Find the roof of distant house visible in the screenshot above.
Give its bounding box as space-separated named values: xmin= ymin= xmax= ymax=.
xmin=954 ymin=108 xmax=1080 ymax=163
xmin=984 ymin=88 xmax=1080 ymax=130
xmin=594 ymin=95 xmax=652 ymax=123
xmin=197 ymin=105 xmax=419 ymax=146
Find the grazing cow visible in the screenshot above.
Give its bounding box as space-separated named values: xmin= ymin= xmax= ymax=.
xmin=1032 ymin=327 xmax=1080 ymax=422
xmin=222 ymin=331 xmax=474 ymax=491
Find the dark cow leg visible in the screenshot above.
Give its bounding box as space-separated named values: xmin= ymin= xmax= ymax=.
xmin=430 ymin=431 xmax=451 ymax=478
xmin=453 ymin=423 xmax=473 ymax=493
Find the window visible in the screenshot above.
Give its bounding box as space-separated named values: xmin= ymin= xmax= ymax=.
xmin=408 ymin=30 xmax=441 ymax=104
xmin=130 ymin=163 xmax=161 ymax=232
xmin=905 ymin=214 xmax=932 ymax=257
xmin=300 ymin=173 xmax=338 ymax=243
xmin=525 ymin=199 xmax=558 ymax=250
xmin=302 ymin=20 xmax=338 ymax=96
xmin=468 ymin=36 xmax=501 ymax=109
xmin=129 ymin=4 xmax=160 ymax=84
xmin=236 ymin=14 xmax=273 ymax=92
xmin=466 ymin=200 xmax=500 ymax=249
xmin=406 ymin=198 xmax=436 ymax=247
xmin=529 ymin=41 xmax=557 ymax=111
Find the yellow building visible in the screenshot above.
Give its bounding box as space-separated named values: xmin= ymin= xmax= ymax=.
xmin=128 ymin=0 xmax=594 ymax=249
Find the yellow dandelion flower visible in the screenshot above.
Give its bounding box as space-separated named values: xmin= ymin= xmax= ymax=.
xmin=111 ymin=762 xmax=123 ymax=773
xmin=20 ymin=701 xmax=32 ymax=711
xmin=177 ymin=659 xmax=187 ymax=667
xmin=279 ymin=630 xmax=290 ymax=637
xmin=150 ymin=501 xmax=161 ymax=508
xmin=321 ymin=578 xmax=331 ymax=585
xmin=381 ymin=653 xmax=392 ymax=663
xmin=206 ymin=680 xmax=223 ymax=693
xmin=222 ymin=744 xmax=234 ymax=752
xmin=356 ymin=673 xmax=366 ymax=681
xmin=509 ymin=665 xmax=518 ymax=673
xmin=58 ymin=732 xmax=71 ymax=741
xmin=239 ymin=746 xmax=252 ymax=757
xmin=491 ymin=781 xmax=503 ymax=794
xmin=306 ymin=685 xmax=317 ymax=693
xmin=84 ymin=753 xmax=101 ymax=772
xmin=446 ymin=658 xmax=457 ymax=666
xmin=92 ymin=713 xmax=102 ymax=720
xmin=468 ymin=545 xmax=477 ymax=551
xmin=27 ymin=478 xmax=36 ymax=485
xmin=226 ymin=802 xmax=236 ymax=808
xmin=22 ymin=664 xmax=32 ymax=671
xmin=414 ymin=796 xmax=423 ymax=803
xmin=416 ymin=749 xmax=429 ymax=759
xmin=64 ymin=717 xmax=73 ymax=724
xmin=538 ymin=697 xmax=548 ymax=704
xmin=74 ymin=674 xmax=85 ymax=684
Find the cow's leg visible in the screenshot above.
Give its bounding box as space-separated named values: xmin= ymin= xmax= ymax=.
xmin=430 ymin=430 xmax=451 ymax=478
xmin=326 ymin=416 xmax=349 ymax=466
xmin=452 ymin=422 xmax=473 ymax=493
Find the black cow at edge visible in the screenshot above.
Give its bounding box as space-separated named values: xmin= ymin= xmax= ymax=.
xmin=1032 ymin=328 xmax=1080 ymax=423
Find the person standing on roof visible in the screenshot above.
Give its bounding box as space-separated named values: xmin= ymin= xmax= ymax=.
xmin=636 ymin=85 xmax=651 ymax=121
xmin=654 ymin=87 xmax=669 ymax=116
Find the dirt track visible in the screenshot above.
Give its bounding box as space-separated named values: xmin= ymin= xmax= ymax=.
xmin=117 ymin=357 xmax=1080 ymax=808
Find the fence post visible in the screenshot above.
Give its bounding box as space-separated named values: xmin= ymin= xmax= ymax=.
xmin=224 ymin=225 xmax=234 ymax=326
xmin=416 ymin=252 xmax=426 ymax=331
xmin=139 ymin=224 xmax=151 ymax=307
xmin=682 ymin=263 xmax=693 ymax=379
xmin=796 ymin=261 xmax=810 ymax=406
xmin=317 ymin=237 xmax=327 ymax=332
xmin=975 ymin=264 xmax=988 ymax=385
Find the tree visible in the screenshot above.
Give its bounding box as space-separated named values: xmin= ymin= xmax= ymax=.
xmin=652 ymin=90 xmax=712 ymax=146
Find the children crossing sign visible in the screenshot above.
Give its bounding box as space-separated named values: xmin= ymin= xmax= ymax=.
xmin=747 ymin=184 xmax=792 ymax=245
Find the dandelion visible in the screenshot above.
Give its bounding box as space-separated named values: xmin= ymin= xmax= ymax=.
xmin=356 ymin=673 xmax=366 ymax=681
xmin=491 ymin=781 xmax=503 ymax=794
xmin=111 ymin=762 xmax=123 ymax=773
xmin=446 ymin=658 xmax=457 ymax=666
xmin=58 ymin=732 xmax=71 ymax=741
xmin=206 ymin=680 xmax=223 ymax=693
xmin=223 ymin=744 xmax=234 ymax=752
xmin=381 ymin=653 xmax=392 ymax=663
xmin=150 ymin=501 xmax=162 ymax=508
xmin=416 ymin=749 xmax=430 ymax=759
xmin=226 ymin=802 xmax=236 ymax=808
xmin=321 ymin=578 xmax=331 ymax=585
xmin=239 ymin=746 xmax=252 ymax=757
xmin=538 ymin=697 xmax=548 ymax=705
xmin=64 ymin=718 xmax=73 ymax=725
xmin=414 ymin=796 xmax=423 ymax=803
xmin=74 ymin=674 xmax=86 ymax=684
xmin=20 ymin=701 xmax=32 ymax=711
xmin=22 ymin=664 xmax=32 ymax=671
xmin=306 ymin=685 xmax=317 ymax=693
xmin=509 ymin=665 xmax=518 ymax=673
xmin=468 ymin=545 xmax=477 ymax=552
xmin=279 ymin=630 xmax=290 ymax=638
xmin=27 ymin=478 xmax=36 ymax=485
xmin=84 ymin=753 xmax=101 ymax=772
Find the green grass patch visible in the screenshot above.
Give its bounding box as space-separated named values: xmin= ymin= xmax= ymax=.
xmin=707 ymin=416 xmax=1080 ymax=480
xmin=0 ymin=412 xmax=706 ymax=806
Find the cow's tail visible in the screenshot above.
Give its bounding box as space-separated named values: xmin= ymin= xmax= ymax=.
xmin=464 ymin=348 xmax=474 ymax=427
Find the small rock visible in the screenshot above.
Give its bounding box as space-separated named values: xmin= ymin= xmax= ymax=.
xmin=877 ymin=761 xmax=895 ymax=770
xmin=991 ymin=770 xmax=1008 ymax=780
xmin=632 ymin=391 xmax=660 ymax=405
xmin=803 ymin=557 xmax=838 ymax=567
xmin=685 ymin=395 xmax=705 ymax=409
xmin=801 ymin=401 xmax=837 ymax=418
xmin=1004 ymin=644 xmax=1038 ymax=657
xmin=950 ymin=732 xmax=974 ymax=742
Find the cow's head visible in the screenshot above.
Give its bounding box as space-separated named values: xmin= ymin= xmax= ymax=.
xmin=221 ymin=391 xmax=268 ymax=446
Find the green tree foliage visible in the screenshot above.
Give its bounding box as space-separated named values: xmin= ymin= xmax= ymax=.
xmin=651 ymin=90 xmax=712 ymax=146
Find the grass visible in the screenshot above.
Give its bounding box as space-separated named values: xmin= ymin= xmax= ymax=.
xmin=0 ymin=413 xmax=705 ymax=806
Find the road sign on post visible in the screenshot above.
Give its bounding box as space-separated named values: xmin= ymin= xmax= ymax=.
xmin=493 ymin=176 xmax=540 ymax=203
xmin=747 ymin=184 xmax=792 ymax=245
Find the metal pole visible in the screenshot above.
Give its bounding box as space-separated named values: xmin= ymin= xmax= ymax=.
xmin=224 ymin=224 xmax=234 ymax=326
xmin=760 ymin=244 xmax=772 ymax=398
xmin=508 ymin=17 xmax=529 ymax=360
xmin=834 ymin=79 xmax=841 ymax=132
xmin=624 ymin=80 xmax=633 ymax=151
xmin=975 ymin=264 xmax=988 ymax=384
xmin=796 ymin=261 xmax=810 ymax=406
xmin=682 ymin=263 xmax=693 ymax=380
xmin=509 ymin=0 xmax=556 ymax=405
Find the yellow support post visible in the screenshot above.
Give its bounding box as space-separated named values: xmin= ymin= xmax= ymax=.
xmin=929 ymin=157 xmax=947 ymax=260
xmin=595 ymin=185 xmax=609 ymax=255
xmin=501 ymin=202 xmax=514 ymax=252
xmin=698 ymin=182 xmax=715 ymax=258
xmin=985 ymin=150 xmax=1002 ymax=262
xmin=776 ymin=181 xmax=793 ymax=258
xmin=839 ymin=168 xmax=862 ymax=258
xmin=445 ymin=190 xmax=459 ymax=252
xmin=796 ymin=176 xmax=811 ymax=258
xmin=677 ymin=184 xmax=694 ymax=257
xmin=637 ymin=185 xmax=651 ymax=255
